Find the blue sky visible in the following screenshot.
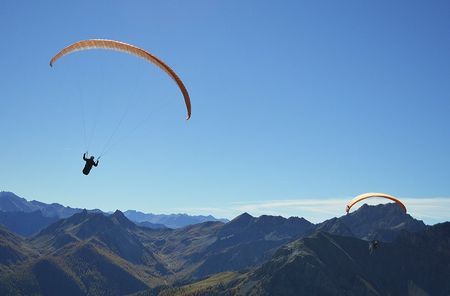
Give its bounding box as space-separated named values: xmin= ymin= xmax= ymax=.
xmin=1 ymin=0 xmax=449 ymax=224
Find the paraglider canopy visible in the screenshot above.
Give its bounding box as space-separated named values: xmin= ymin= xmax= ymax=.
xmin=49 ymin=39 xmax=191 ymax=120
xmin=346 ymin=192 xmax=407 ymax=214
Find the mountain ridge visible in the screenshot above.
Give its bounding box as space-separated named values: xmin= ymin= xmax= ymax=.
xmin=0 ymin=191 xmax=446 ymax=295
xmin=163 ymin=223 xmax=450 ymax=295
xmin=0 ymin=191 xmax=229 ymax=230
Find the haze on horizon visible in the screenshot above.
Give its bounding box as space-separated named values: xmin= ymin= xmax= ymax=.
xmin=1 ymin=0 xmax=449 ymax=225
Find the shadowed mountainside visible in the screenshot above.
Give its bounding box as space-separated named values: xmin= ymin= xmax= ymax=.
xmin=0 ymin=226 xmax=37 ymax=268
xmin=316 ymin=203 xmax=427 ymax=241
xmin=161 ymin=222 xmax=450 ymax=296
xmin=231 ymin=222 xmax=450 ymax=296
xmin=0 ymin=211 xmax=59 ymax=237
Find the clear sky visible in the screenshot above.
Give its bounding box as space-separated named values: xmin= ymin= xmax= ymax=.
xmin=1 ymin=0 xmax=449 ymax=224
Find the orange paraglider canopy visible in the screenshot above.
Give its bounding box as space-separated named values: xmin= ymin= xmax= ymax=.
xmin=346 ymin=192 xmax=407 ymax=214
xmin=50 ymin=39 xmax=191 ymax=120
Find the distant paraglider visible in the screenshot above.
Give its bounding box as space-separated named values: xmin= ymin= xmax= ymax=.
xmin=369 ymin=239 xmax=379 ymax=254
xmin=345 ymin=192 xmax=407 ymax=214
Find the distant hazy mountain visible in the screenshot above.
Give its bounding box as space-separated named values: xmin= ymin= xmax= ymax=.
xmin=124 ymin=210 xmax=229 ymax=229
xmin=0 ymin=210 xmax=59 ymax=237
xmin=0 ymin=191 xmax=228 ymax=231
xmin=0 ymin=191 xmax=101 ymax=218
xmin=136 ymin=221 xmax=168 ymax=229
xmin=0 ymin=191 xmax=41 ymax=212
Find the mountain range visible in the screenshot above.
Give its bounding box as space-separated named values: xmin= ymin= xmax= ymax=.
xmin=0 ymin=191 xmax=228 ymax=234
xmin=123 ymin=210 xmax=228 ymax=229
xmin=166 ymin=223 xmax=449 ymax=295
xmin=0 ymin=191 xmax=447 ymax=295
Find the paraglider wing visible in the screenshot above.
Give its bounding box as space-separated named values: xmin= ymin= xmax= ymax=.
xmin=50 ymin=39 xmax=191 ymax=120
xmin=346 ymin=192 xmax=407 ymax=214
